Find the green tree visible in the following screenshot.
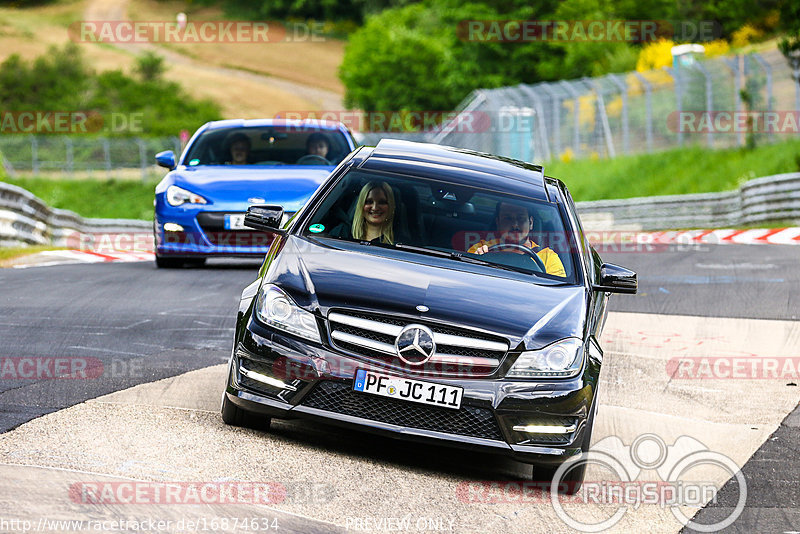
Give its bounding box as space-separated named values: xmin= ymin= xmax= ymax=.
xmin=340 ymin=1 xmax=563 ymax=111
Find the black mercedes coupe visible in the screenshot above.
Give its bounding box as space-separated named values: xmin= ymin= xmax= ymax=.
xmin=220 ymin=139 xmax=636 ymax=491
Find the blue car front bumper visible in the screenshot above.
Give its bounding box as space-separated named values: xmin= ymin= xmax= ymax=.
xmin=154 ymin=207 xmax=276 ymax=257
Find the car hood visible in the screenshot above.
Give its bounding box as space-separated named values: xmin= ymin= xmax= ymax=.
xmin=267 ymin=236 xmax=587 ymax=349
xmin=169 ymin=166 xmax=332 ymax=211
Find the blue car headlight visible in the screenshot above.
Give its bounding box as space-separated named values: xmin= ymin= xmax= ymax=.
xmin=255 ymin=284 xmax=321 ymax=343
xmin=166 ymin=185 xmax=208 ymax=206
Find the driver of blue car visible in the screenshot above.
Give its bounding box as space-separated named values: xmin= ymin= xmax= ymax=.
xmin=306 ymin=133 xmax=330 ymax=159
xmin=467 ymin=200 xmax=566 ymax=277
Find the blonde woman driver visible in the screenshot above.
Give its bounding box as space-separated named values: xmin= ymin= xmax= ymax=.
xmin=329 ymin=181 xmax=396 ymax=244
xmin=351 ymin=181 xmax=395 ymax=243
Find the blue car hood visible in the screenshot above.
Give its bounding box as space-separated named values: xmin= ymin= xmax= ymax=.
xmin=171 ymin=166 xmax=332 ymax=212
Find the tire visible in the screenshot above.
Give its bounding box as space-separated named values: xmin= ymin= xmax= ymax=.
xmin=534 ymin=396 xmax=598 ymax=495
xmin=183 ymin=257 xmax=206 ymax=268
xmin=221 ymin=394 xmax=271 ymax=431
xmin=155 ymin=255 xmax=183 ymax=268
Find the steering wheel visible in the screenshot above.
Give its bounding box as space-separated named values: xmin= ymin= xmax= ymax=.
xmin=486 ymin=242 xmax=546 ymax=272
xmin=296 ymin=154 xmax=331 ymax=165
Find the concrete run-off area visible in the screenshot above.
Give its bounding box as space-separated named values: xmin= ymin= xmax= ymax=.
xmin=1 ymin=312 xmax=798 ymax=533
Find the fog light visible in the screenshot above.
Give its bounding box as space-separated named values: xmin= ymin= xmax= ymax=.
xmin=240 ymin=365 xmax=297 ymax=391
xmin=163 ymin=223 xmax=184 ymax=232
xmin=513 ymin=423 xmax=577 ymax=434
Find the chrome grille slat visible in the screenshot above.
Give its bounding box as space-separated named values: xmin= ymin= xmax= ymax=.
xmin=431 ymin=332 xmax=507 ymax=352
xmin=329 ymin=313 xmax=403 ymax=337
xmin=431 ymin=354 xmax=499 ymax=367
xmin=330 ymin=330 xmax=396 ymax=355
xmin=327 ymin=310 xmax=508 ymax=373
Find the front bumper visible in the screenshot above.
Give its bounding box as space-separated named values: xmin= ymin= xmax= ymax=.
xmin=154 ymin=210 xmax=274 ymax=257
xmin=224 ymin=320 xmax=599 ymax=466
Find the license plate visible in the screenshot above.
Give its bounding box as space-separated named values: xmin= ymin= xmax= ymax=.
xmin=353 ymin=370 xmax=463 ymax=410
xmin=224 ymin=214 xmax=247 ymax=230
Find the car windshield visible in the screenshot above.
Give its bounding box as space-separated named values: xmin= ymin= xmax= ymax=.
xmin=302 ymin=170 xmax=579 ymax=283
xmin=182 ymin=126 xmax=351 ymax=167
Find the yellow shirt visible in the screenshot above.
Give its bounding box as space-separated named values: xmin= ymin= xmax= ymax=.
xmin=466 ymin=238 xmax=566 ymax=277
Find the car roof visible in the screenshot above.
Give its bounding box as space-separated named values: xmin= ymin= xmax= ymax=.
xmin=359 ymin=139 xmax=551 ymax=202
xmin=203 ymin=119 xmax=349 ymax=132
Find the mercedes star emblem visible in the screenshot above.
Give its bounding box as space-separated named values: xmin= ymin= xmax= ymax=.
xmin=395 ymin=324 xmax=436 ymax=365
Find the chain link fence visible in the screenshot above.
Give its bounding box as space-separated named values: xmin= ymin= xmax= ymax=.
xmin=0 ymin=136 xmax=181 ymax=180
xmin=431 ymin=49 xmax=800 ymax=163
xmin=2 ymin=49 xmax=798 ymax=177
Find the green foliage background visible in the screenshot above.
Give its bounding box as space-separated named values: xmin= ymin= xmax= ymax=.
xmin=0 ymin=44 xmax=220 ymax=137
xmin=340 ymin=0 xmax=785 ymax=111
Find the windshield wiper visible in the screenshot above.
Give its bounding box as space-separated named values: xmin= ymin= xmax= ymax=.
xmin=394 ymin=243 xmax=452 ymax=257
xmin=394 ymin=243 xmax=531 ymax=275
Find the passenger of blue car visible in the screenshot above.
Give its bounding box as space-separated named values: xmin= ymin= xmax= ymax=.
xmin=226 ymin=133 xmax=251 ymax=165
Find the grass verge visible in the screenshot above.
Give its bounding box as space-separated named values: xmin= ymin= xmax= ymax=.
xmin=0 ymin=245 xmax=65 ymax=265
xmin=1 ymin=177 xmax=157 ymax=220
xmin=547 ymin=139 xmax=800 ymax=202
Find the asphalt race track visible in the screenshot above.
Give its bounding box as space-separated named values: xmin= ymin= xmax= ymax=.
xmin=0 ymin=244 xmax=798 ymax=533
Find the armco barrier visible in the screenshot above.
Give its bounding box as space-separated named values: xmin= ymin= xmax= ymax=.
xmin=575 ymin=172 xmax=800 ymax=231
xmin=1 ymin=172 xmax=799 ymax=246
xmin=0 ymin=181 xmax=150 ymax=247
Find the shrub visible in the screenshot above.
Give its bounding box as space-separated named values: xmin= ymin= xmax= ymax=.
xmin=0 ymin=44 xmax=220 ymax=137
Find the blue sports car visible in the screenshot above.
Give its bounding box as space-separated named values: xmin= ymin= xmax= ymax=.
xmin=153 ymin=119 xmax=357 ymax=267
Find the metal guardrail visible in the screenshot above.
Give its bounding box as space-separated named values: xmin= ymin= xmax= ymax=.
xmin=1 ymin=173 xmax=798 ymax=247
xmin=576 ymin=172 xmax=800 ymax=230
xmin=0 ymin=181 xmax=150 ymax=247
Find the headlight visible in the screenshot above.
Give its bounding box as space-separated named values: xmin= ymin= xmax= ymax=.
xmin=506 ymin=338 xmax=584 ymax=378
xmin=166 ymin=185 xmax=208 ymax=206
xmin=254 ymin=284 xmax=320 ymax=343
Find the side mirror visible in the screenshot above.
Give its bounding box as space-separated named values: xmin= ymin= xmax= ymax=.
xmin=244 ymin=204 xmax=285 ymax=233
xmin=593 ymin=263 xmax=637 ymax=294
xmin=155 ymin=150 xmax=176 ymax=170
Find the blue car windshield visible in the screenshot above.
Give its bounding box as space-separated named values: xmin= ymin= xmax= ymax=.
xmin=183 ymin=126 xmax=351 ymax=167
xmin=302 ymin=170 xmax=580 ymax=283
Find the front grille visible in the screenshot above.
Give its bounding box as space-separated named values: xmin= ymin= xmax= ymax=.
xmin=527 ymin=434 xmax=571 ymax=444
xmin=196 ymin=212 xmax=292 ymax=248
xmin=302 ymin=380 xmax=504 ymax=441
xmin=327 ymin=309 xmax=508 ymax=376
